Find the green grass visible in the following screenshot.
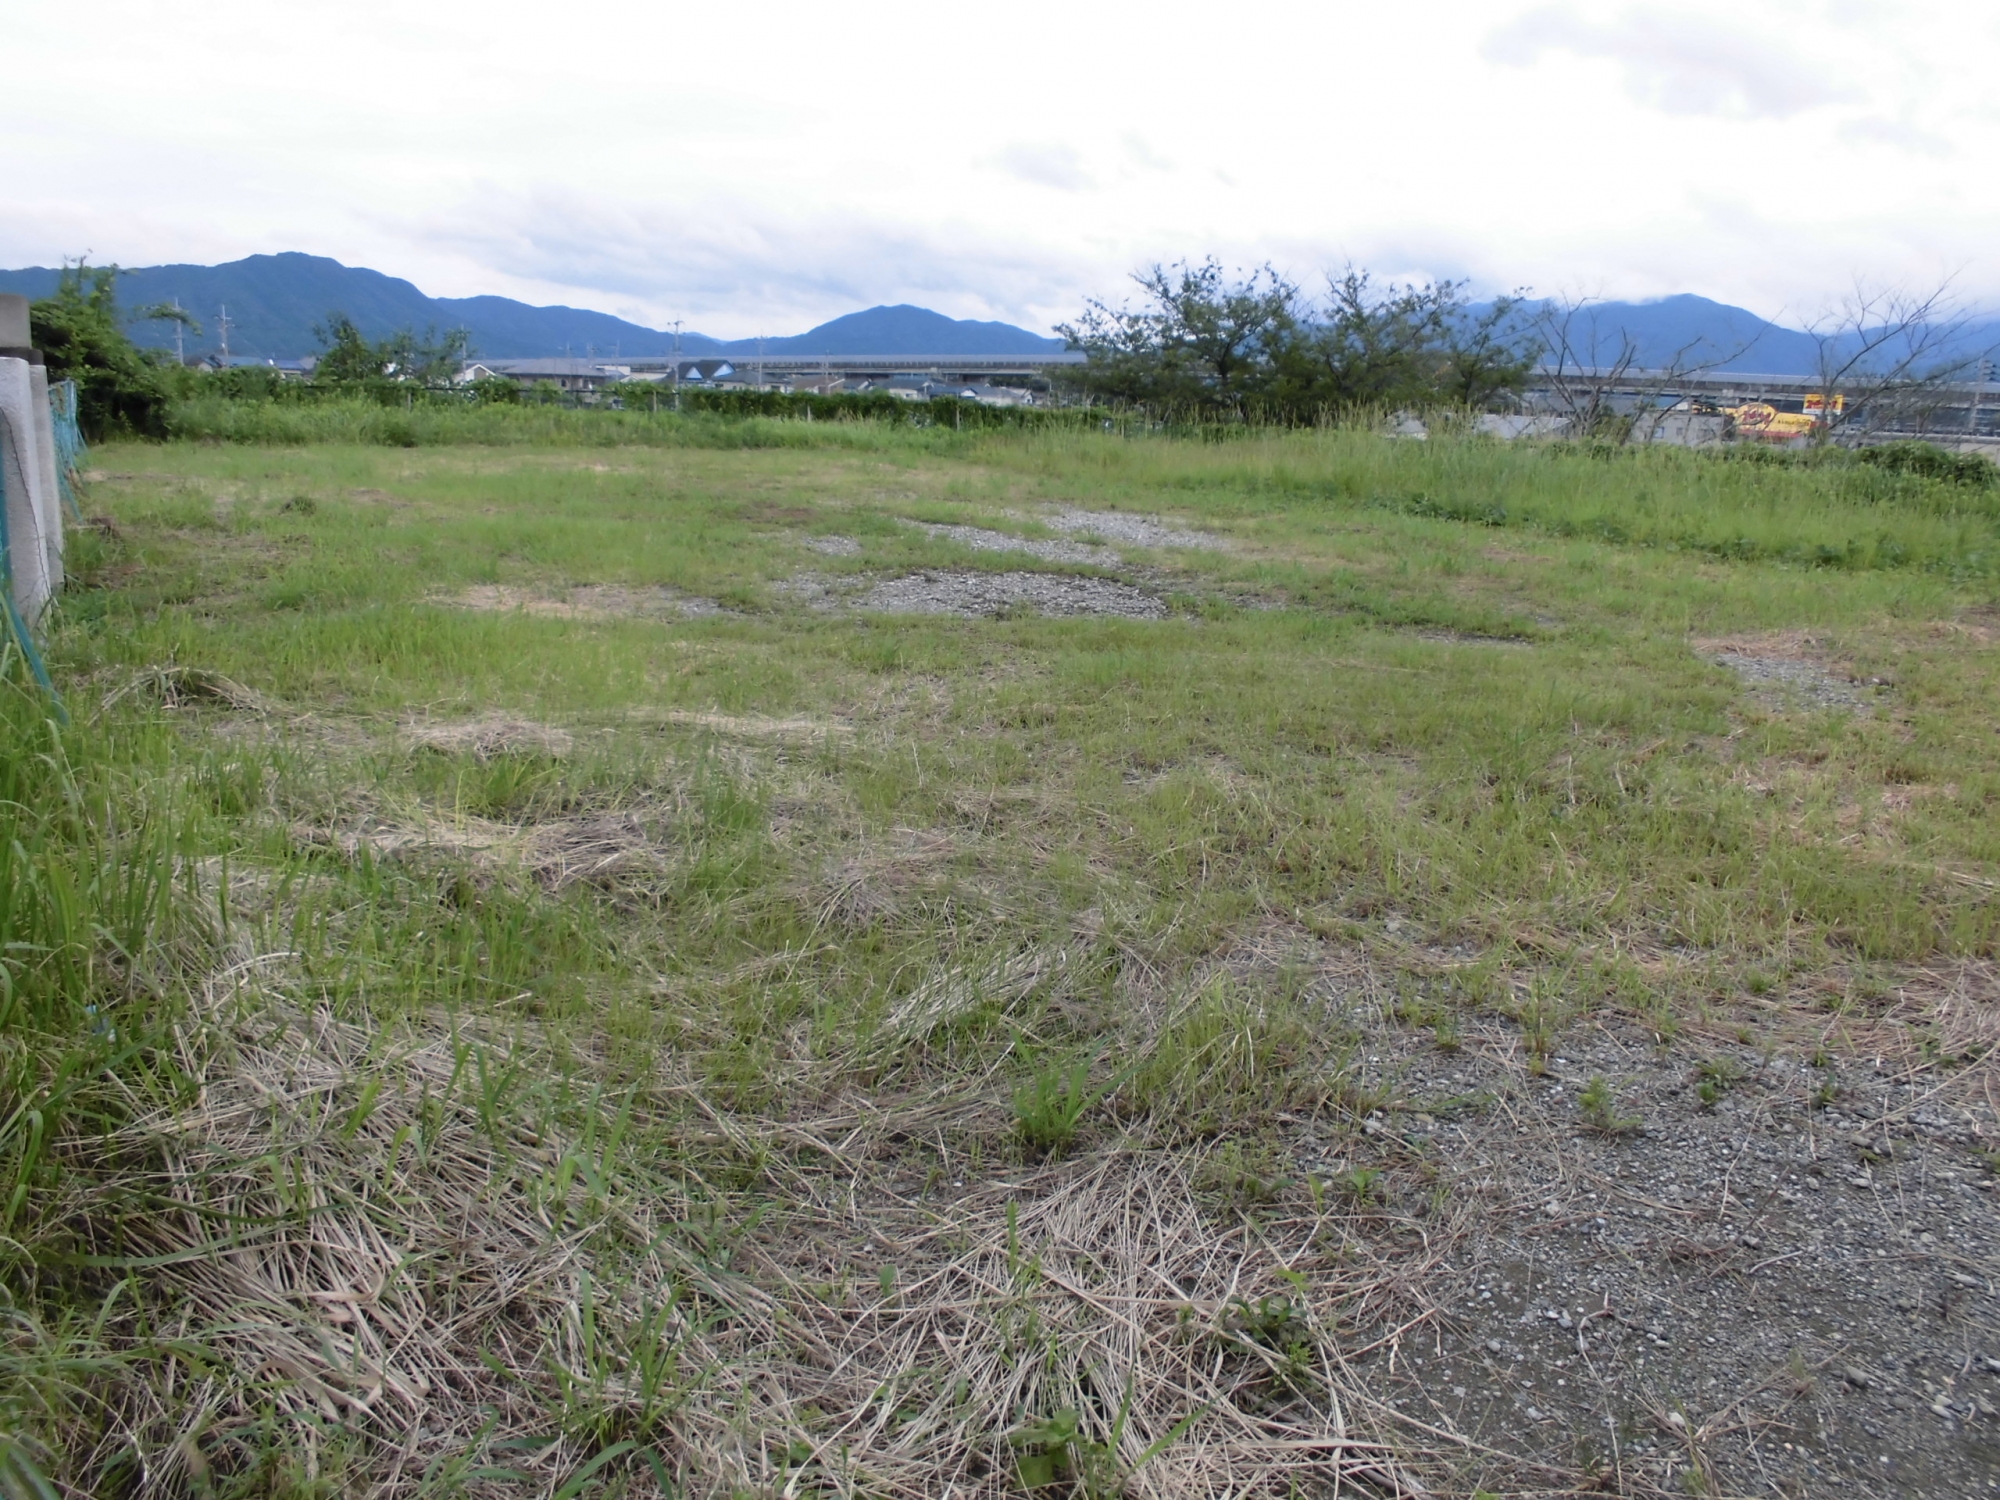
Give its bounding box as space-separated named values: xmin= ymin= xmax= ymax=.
xmin=8 ymin=419 xmax=2000 ymax=1494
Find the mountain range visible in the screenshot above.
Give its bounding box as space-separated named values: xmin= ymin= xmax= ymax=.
xmin=2 ymin=252 xmax=1994 ymax=375
xmin=0 ymin=253 xmax=1065 ymax=360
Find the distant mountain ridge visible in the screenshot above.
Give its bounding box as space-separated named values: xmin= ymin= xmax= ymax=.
xmin=1469 ymin=293 xmax=2000 ymax=378
xmin=2 ymin=253 xmax=1992 ymax=375
xmin=0 ymin=253 xmax=1067 ymax=360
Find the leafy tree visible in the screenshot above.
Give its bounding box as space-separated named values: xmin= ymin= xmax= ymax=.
xmin=312 ymin=314 xmax=470 ymax=387
xmin=1266 ymin=269 xmax=1463 ymax=412
xmin=1062 ymin=260 xmax=1532 ymax=420
xmin=28 ymin=262 xmax=171 ymax=439
xmin=1057 ymin=259 xmax=1297 ymax=416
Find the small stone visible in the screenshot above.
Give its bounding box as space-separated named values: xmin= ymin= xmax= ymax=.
xmin=1740 ymin=1234 xmax=1762 ymax=1250
xmin=1849 ymin=1176 xmax=1873 ymax=1189
xmin=1844 ymin=1366 xmax=1875 ymax=1389
xmin=1487 ymin=1339 xmax=1504 ymax=1354
xmin=1558 ymin=1313 xmax=1574 ymax=1330
xmin=1525 ymin=1406 xmax=1544 ymax=1420
xmin=1543 ymin=1200 xmax=1562 ymax=1218
xmin=1666 ymin=1411 xmax=1686 ymax=1430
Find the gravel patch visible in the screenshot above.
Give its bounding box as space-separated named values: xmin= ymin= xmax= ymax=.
xmin=1262 ymin=953 xmax=2000 ymax=1498
xmin=906 ymin=521 xmax=1116 ymax=567
xmin=1045 ymin=509 xmax=1227 ymax=551
xmin=1714 ymin=652 xmax=1874 ymax=713
xmin=854 ymin=570 xmax=1167 ymax=619
xmin=801 ymin=534 xmax=863 ymax=557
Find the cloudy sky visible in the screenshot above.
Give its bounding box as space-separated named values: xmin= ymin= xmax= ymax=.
xmin=6 ymin=0 xmax=1994 ymax=336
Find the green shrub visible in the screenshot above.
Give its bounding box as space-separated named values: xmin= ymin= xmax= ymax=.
xmin=1858 ymin=440 xmax=1998 ymax=488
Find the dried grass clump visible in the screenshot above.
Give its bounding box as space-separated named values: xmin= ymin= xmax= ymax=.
xmin=24 ymin=962 xmax=1442 ymax=1495
xmin=523 ymin=810 xmax=672 ymax=893
xmin=297 ymin=808 xmax=673 ymax=894
xmin=815 ymin=827 xmax=968 ymax=929
xmin=106 ymin=664 xmax=274 ymax=713
xmin=645 ymin=707 xmax=853 ymax=744
xmin=403 ymin=714 xmax=575 ymax=760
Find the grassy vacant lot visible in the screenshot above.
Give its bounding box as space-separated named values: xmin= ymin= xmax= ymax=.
xmin=5 ymin=423 xmax=1998 ymax=1497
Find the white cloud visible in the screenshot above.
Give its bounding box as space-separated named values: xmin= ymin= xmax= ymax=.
xmin=390 ymin=186 xmax=1096 ymax=336
xmin=1484 ymin=5 xmax=1859 ymax=119
xmin=1838 ymin=115 xmax=1954 ymax=157
xmin=994 ymin=144 xmax=1093 ymax=192
xmin=1 ymin=0 xmax=1996 ymax=334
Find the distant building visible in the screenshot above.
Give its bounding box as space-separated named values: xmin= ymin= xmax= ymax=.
xmin=463 ymin=358 xmax=631 ymax=394
xmin=196 ymin=354 xmax=315 ymax=378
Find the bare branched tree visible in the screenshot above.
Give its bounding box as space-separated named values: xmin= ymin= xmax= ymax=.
xmin=1805 ymin=278 xmax=1985 ymax=444
xmin=1528 ymin=296 xmax=1760 ymax=444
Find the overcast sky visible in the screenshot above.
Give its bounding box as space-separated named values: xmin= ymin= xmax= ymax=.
xmin=6 ymin=0 xmax=1994 ymax=337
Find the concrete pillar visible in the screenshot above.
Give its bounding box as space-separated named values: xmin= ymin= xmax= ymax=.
xmin=0 ymin=293 xmax=57 ymax=625
xmin=28 ymin=364 xmax=63 ymax=594
xmin=0 ymin=358 xmax=54 ymax=627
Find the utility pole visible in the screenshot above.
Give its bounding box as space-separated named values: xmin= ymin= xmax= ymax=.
xmin=217 ymin=304 xmax=232 ymax=362
xmin=671 ymin=320 xmax=683 ymax=412
xmin=172 ymin=297 xmax=185 ymax=364
xmin=1971 ymin=359 xmax=1992 ymax=438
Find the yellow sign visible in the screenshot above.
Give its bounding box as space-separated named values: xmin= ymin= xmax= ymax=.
xmin=1725 ymin=402 xmax=1820 ymax=441
xmin=1801 ymin=393 xmax=1846 ymax=416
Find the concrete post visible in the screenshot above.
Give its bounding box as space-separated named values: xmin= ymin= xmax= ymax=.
xmin=29 ymin=363 xmax=63 ymax=594
xmin=0 ymin=355 xmax=55 ymax=624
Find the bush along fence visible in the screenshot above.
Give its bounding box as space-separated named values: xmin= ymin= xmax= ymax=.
xmin=0 ymin=293 xmax=70 ymax=702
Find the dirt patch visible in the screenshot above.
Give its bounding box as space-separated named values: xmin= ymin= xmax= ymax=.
xmin=907 ymin=520 xmax=1117 ymax=568
xmin=1046 ymin=509 xmax=1228 ymax=551
xmin=1415 ymin=630 xmax=1534 ymax=648
xmin=1929 ymin=613 xmax=2000 ymax=647
xmin=439 ymin=584 xmax=725 ymax=621
xmin=403 ymin=715 xmax=573 ymax=760
xmin=856 ymin=570 xmax=1168 ymax=620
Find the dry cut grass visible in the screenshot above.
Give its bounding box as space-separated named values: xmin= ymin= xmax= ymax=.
xmin=38 ymin=937 xmax=1452 ymax=1497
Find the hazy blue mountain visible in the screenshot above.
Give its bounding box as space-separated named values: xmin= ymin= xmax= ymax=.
xmin=0 ymin=254 xmax=726 ymax=359
xmin=1477 ymin=293 xmax=2000 ymax=377
xmin=0 ymin=255 xmax=1059 ymax=360
xmin=724 ymin=304 xmax=1064 ymax=357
